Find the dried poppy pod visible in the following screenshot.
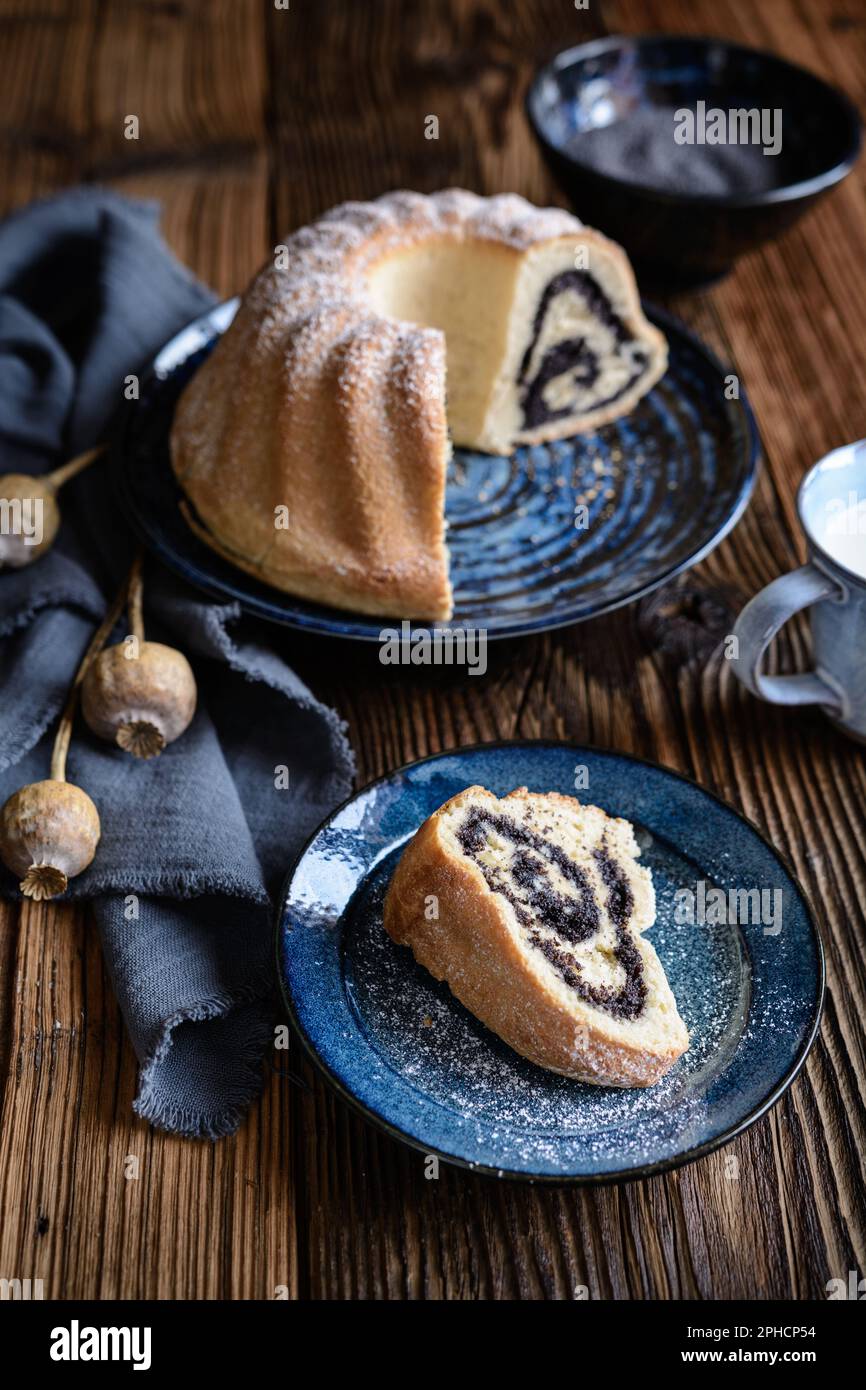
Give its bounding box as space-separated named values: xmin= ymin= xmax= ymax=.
xmin=0 ymin=474 xmax=61 ymax=568
xmin=0 ymin=578 xmax=125 ymax=901
xmin=82 ymin=640 xmax=197 ymax=759
xmin=0 ymin=446 xmax=103 ymax=571
xmin=0 ymin=781 xmax=100 ymax=901
xmin=81 ymin=553 xmax=197 ymax=759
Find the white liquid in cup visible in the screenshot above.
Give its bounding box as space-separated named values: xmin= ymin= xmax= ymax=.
xmin=817 ymin=492 xmax=866 ymax=580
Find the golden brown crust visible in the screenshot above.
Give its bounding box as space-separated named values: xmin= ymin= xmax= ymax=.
xmin=177 ymin=502 xmax=453 ymax=621
xmin=383 ymin=786 xmax=687 ymax=1087
xmin=171 ymin=304 xmax=453 ymax=622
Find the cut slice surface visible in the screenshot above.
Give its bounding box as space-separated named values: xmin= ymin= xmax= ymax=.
xmin=384 ymin=785 xmax=689 ymax=1086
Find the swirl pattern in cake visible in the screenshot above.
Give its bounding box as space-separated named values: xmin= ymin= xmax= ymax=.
xmin=384 ymin=785 xmax=689 ymax=1087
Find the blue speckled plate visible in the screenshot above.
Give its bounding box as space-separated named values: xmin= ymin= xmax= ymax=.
xmin=277 ymin=742 xmax=823 ymax=1182
xmin=118 ymin=298 xmax=759 ymax=641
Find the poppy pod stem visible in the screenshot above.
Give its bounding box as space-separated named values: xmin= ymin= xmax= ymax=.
xmin=45 ymin=443 xmax=106 ymax=492
xmin=127 ymin=549 xmax=146 ymax=644
xmin=49 ymin=574 xmax=130 ymax=783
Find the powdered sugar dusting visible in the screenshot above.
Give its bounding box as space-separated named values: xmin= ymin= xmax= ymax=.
xmin=342 ymin=834 xmax=755 ymax=1172
xmin=211 ymin=188 xmax=584 ymax=354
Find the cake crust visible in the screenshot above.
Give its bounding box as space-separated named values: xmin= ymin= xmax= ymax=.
xmin=383 ymin=786 xmax=688 ymax=1087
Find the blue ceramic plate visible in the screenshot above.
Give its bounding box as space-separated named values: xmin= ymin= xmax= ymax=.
xmin=277 ymin=742 xmax=823 ymax=1182
xmin=118 ymin=299 xmax=758 ymax=641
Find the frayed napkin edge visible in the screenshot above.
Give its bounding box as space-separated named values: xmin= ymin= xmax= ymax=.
xmin=132 ymin=974 xmax=277 ymax=1140
xmin=0 ymin=866 xmax=272 ymax=906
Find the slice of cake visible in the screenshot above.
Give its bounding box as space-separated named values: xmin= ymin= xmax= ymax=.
xmin=383 ymin=786 xmax=688 ymax=1086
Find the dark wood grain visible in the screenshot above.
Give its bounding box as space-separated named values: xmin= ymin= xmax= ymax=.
xmin=0 ymin=0 xmax=864 ymax=1300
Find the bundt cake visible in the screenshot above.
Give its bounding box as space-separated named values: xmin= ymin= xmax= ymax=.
xmin=383 ymin=786 xmax=689 ymax=1086
xmin=171 ymin=190 xmax=668 ymax=622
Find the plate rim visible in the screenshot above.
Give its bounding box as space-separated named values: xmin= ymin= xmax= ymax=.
xmin=275 ymin=738 xmax=825 ymax=1184
xmin=117 ymin=300 xmax=761 ymax=642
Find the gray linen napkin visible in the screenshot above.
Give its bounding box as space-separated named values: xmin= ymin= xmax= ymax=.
xmin=0 ymin=189 xmax=355 ymax=1137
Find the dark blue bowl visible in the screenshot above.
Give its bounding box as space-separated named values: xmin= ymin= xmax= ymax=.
xmin=526 ymin=34 xmax=862 ymax=288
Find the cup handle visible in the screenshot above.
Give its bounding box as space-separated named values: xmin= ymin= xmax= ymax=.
xmin=732 ymin=563 xmax=846 ymax=710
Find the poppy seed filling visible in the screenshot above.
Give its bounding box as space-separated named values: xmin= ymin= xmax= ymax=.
xmin=456 ymin=807 xmax=647 ymax=1020
xmin=517 ymin=269 xmax=650 ymax=431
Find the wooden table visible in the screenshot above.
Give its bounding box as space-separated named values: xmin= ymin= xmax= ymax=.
xmin=1 ymin=0 xmax=864 ymax=1301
